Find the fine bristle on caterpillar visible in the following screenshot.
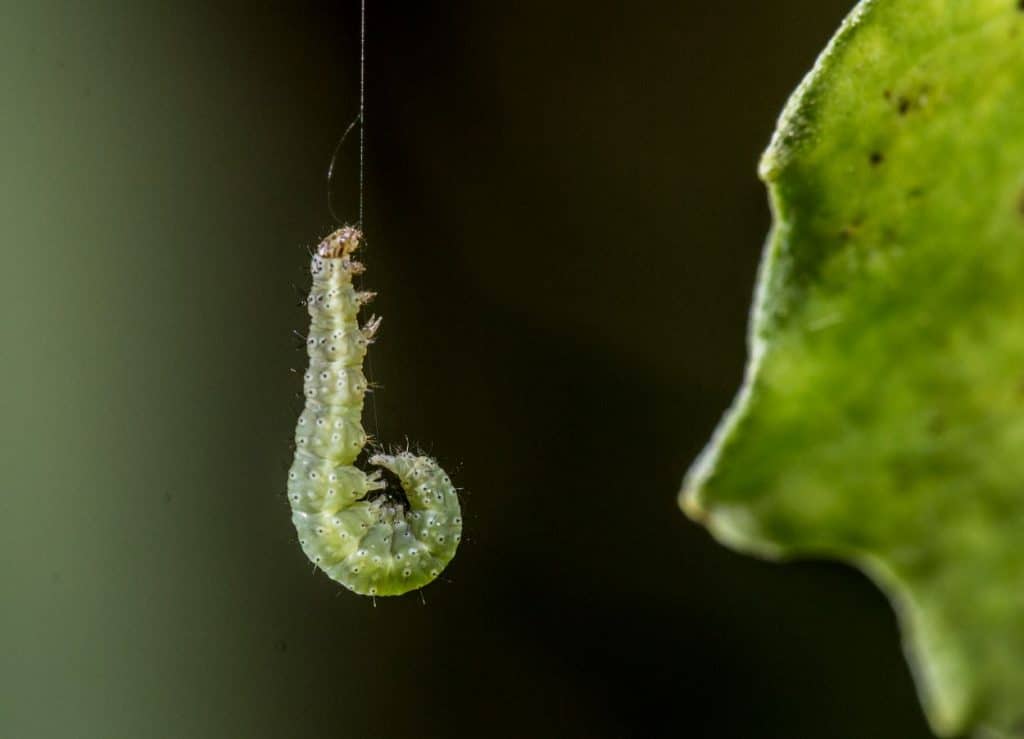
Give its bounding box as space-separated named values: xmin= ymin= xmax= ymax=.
xmin=288 ymin=226 xmax=462 ymax=596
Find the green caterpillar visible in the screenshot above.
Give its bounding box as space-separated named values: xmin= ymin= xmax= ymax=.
xmin=287 ymin=226 xmax=462 ymax=596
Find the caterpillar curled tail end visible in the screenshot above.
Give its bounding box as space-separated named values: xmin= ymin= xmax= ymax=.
xmin=288 ymin=226 xmax=462 ymax=597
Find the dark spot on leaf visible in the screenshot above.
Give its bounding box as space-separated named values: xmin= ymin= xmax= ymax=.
xmin=909 ymin=187 xmax=924 ymax=199
xmin=840 ymin=219 xmax=863 ymax=240
xmin=898 ymin=97 xmax=911 ymax=115
xmin=883 ymin=89 xmax=892 ymax=100
xmin=1018 ymin=0 xmax=1024 ymax=11
xmin=870 ymin=151 xmax=884 ymax=166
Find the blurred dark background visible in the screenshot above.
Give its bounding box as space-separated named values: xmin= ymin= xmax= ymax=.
xmin=0 ymin=2 xmax=941 ymax=737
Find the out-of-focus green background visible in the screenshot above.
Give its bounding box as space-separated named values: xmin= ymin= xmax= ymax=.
xmin=0 ymin=2 xmax=939 ymax=737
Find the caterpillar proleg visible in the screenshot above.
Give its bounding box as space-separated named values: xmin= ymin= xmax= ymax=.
xmin=288 ymin=226 xmax=462 ymax=596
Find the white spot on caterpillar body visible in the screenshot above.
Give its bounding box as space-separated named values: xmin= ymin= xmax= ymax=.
xmin=288 ymin=226 xmax=462 ymax=596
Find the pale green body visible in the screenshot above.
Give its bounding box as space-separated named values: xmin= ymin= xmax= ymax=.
xmin=288 ymin=227 xmax=461 ymax=597
xmin=682 ymin=2 xmax=1024 ymax=736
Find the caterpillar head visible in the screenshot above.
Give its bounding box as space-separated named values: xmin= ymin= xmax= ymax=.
xmin=318 ymin=226 xmax=362 ymax=259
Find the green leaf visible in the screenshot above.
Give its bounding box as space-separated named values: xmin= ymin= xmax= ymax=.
xmin=680 ymin=1 xmax=1024 ymax=735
